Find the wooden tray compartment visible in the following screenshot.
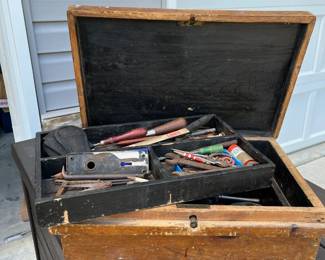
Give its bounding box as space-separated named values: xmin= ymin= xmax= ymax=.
xmin=35 ymin=132 xmax=275 ymax=227
xmin=151 ymin=135 xmax=273 ymax=177
xmin=37 ymin=114 xmax=235 ymax=159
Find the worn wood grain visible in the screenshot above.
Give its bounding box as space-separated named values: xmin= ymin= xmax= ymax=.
xmin=68 ymin=6 xmax=314 ymax=24
xmin=70 ymin=205 xmax=325 ymax=225
xmin=273 ymin=19 xmax=315 ymax=138
xmin=67 ymin=11 xmax=88 ymax=127
xmin=53 ymin=222 xmax=321 ymax=259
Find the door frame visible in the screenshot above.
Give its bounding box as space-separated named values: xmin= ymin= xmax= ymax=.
xmin=0 ymin=0 xmax=41 ymax=141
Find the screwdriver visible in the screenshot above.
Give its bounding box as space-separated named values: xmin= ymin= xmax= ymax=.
xmin=94 ymin=118 xmax=187 ymax=146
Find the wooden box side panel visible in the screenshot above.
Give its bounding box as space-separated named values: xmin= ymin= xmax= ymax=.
xmin=60 ymin=231 xmax=320 ymax=260
xmin=259 ymin=137 xmax=324 ymax=208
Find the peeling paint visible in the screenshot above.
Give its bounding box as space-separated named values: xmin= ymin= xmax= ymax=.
xmin=63 ymin=210 xmax=70 ymax=224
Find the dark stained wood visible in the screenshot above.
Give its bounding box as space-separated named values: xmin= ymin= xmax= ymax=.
xmin=247 ymin=136 xmax=324 ymax=207
xmin=35 ymin=117 xmax=277 ymax=227
xmin=67 ymin=6 xmax=314 ymax=139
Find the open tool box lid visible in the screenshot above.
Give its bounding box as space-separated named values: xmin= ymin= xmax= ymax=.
xmin=68 ymin=6 xmax=314 ymax=138
xmin=33 ymin=7 xmax=318 ymax=227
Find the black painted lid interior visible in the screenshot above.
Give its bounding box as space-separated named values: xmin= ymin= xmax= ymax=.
xmin=76 ymin=17 xmax=306 ymax=135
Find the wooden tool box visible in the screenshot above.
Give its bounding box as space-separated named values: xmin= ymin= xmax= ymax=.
xmin=36 ymin=6 xmax=325 ymax=259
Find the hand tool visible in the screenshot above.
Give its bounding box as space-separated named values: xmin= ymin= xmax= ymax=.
xmin=228 ymin=144 xmax=258 ymax=166
xmin=174 ymin=164 xmax=183 ymax=172
xmin=116 ymin=137 xmax=149 ymax=146
xmin=191 ymin=140 xmax=237 ymax=154
xmin=94 ymin=118 xmax=187 ymax=146
xmin=217 ymin=195 xmax=261 ymax=204
xmin=129 ymin=114 xmax=214 ymax=147
xmin=146 ymin=118 xmax=187 ymax=136
xmin=55 ymin=180 xmax=114 ymax=196
xmin=52 ymin=166 xmax=132 ymax=180
xmin=94 ymin=128 xmax=147 ymax=146
xmin=172 ymin=149 xmax=229 ymax=167
xmin=207 ymin=152 xmax=235 ymax=167
xmin=222 ymin=149 xmax=242 ymax=166
xmin=189 ymin=128 xmax=216 ymax=137
xmin=165 ymin=152 xmax=219 ymax=170
xmin=54 ymin=173 xmax=149 ymax=195
xmin=65 ymin=149 xmax=149 ymax=177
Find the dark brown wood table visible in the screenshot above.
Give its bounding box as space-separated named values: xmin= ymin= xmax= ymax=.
xmin=12 ymin=139 xmax=325 ymax=260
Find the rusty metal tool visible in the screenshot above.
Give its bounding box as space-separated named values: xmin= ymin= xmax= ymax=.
xmin=172 ymin=149 xmax=229 ymax=167
xmin=164 ymin=153 xmax=219 ymax=170
xmin=189 ymin=128 xmax=216 ymax=137
xmin=65 ymin=149 xmax=149 ymax=178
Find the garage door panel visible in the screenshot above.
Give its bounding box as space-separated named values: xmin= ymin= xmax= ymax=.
xmin=43 ymin=80 xmax=78 ymax=111
xmin=277 ymin=93 xmax=309 ymax=145
xmin=39 ymin=52 xmax=74 ymax=83
xmin=34 ymin=22 xmax=70 ymax=53
xmin=308 ymin=88 xmax=325 ymax=137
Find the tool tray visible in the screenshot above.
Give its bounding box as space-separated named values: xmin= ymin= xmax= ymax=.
xmin=33 ymin=7 xmax=317 ymax=227
xmin=35 ymin=114 xmax=275 ymax=227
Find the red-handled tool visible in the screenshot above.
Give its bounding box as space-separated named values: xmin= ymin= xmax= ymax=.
xmin=94 ymin=117 xmax=187 ymax=147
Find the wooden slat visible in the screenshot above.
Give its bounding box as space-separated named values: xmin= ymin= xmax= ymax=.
xmin=69 ymin=205 xmax=325 ymax=225
xmin=50 ymin=220 xmax=325 ymax=237
xmin=274 ymin=19 xmax=316 ymax=138
xmin=67 ymin=12 xmax=88 ymax=126
xmin=69 ymin=6 xmax=315 ymax=23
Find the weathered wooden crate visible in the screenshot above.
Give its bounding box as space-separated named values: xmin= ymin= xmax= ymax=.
xmin=37 ymin=6 xmax=325 ymax=259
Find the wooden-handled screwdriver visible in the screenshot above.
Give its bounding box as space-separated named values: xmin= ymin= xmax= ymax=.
xmin=128 ymin=114 xmax=214 ymax=147
xmin=146 ymin=118 xmax=187 ymax=136
xmin=94 ymin=118 xmax=187 ymax=147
